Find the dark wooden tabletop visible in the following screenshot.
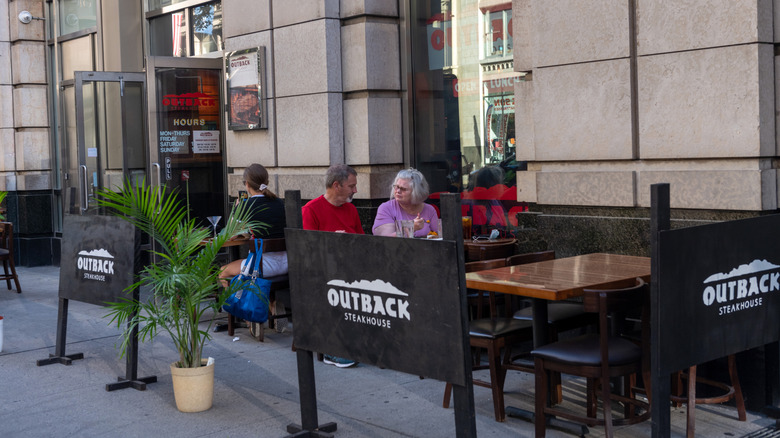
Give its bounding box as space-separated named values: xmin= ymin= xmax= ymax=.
xmin=465 ymin=253 xmax=651 ymax=301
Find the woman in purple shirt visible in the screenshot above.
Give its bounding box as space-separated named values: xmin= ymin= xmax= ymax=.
xmin=372 ymin=168 xmax=439 ymax=237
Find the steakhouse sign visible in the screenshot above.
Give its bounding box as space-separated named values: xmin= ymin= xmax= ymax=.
xmin=286 ymin=229 xmax=468 ymax=385
xmin=656 ymin=213 xmax=780 ymax=375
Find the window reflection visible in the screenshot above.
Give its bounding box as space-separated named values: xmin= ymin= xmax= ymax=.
xmin=192 ymin=3 xmax=222 ymax=56
xmin=484 ymin=8 xmax=512 ymax=60
xmin=58 ymin=0 xmax=97 ymax=36
xmin=411 ymin=0 xmax=526 ymax=237
xmin=148 ymin=1 xmax=222 ymax=57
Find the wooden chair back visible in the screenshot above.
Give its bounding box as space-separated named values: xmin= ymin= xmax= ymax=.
xmin=584 ymin=278 xmax=651 ymax=410
xmin=505 ymin=249 xmax=555 ymax=266
xmin=466 ymin=239 xmax=516 ymax=261
xmin=0 ymin=222 xmax=21 ymax=293
xmin=464 ymin=258 xmax=507 ymax=319
xmin=0 ymin=221 xmax=14 ymax=253
xmin=533 ymin=278 xmax=651 ymax=436
xmin=464 ymin=258 xmax=506 ymax=273
xmin=260 ymin=237 xmax=286 ymax=253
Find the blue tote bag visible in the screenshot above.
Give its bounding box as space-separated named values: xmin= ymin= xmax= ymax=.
xmin=222 ymin=239 xmax=271 ymax=323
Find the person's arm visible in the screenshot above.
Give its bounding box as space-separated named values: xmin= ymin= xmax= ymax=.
xmin=373 ymin=223 xmax=396 ymax=236
xmin=302 ymin=203 xmax=318 ymax=230
xmin=371 ymin=201 xmax=395 ymax=235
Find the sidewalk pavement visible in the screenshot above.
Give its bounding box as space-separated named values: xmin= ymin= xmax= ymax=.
xmin=1 ymin=265 xmax=778 ymax=437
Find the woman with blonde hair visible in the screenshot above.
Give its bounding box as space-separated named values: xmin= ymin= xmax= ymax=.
xmin=372 ymin=168 xmax=439 ymax=237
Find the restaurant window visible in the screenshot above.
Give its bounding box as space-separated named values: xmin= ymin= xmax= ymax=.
xmin=409 ymin=0 xmax=526 ymax=237
xmin=148 ymin=1 xmax=222 ymax=57
xmin=482 ymin=7 xmax=512 ymax=60
xmin=57 ymin=0 xmax=98 ymax=36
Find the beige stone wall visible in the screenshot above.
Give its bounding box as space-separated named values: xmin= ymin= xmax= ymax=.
xmin=1 ymin=0 xmax=51 ymax=192
xmin=222 ymin=0 xmax=404 ymax=200
xmin=514 ymin=0 xmax=778 ymax=211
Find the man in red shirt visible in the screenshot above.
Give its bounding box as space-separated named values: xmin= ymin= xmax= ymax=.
xmin=302 ymin=164 xmax=363 ymax=367
xmin=302 ymin=164 xmax=364 ymax=234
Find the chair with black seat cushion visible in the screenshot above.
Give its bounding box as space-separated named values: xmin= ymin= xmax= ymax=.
xmin=506 ymin=252 xmax=595 ymax=349
xmin=443 ymin=258 xmax=534 ymax=422
xmin=0 ymin=222 xmax=21 ymax=293
xmin=531 ymin=278 xmax=651 ymax=438
xmin=507 ymin=251 xmax=597 ymax=403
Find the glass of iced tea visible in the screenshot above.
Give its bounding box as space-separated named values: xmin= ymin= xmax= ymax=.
xmin=462 ymin=216 xmax=472 ymax=240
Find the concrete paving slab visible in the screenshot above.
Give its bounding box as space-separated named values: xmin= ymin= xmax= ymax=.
xmin=0 ymin=266 xmax=777 ymax=437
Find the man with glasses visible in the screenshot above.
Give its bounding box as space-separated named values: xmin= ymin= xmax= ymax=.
xmin=301 ymin=164 xmax=364 ymax=368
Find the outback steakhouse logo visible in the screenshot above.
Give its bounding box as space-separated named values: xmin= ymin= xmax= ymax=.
xmin=162 ymin=92 xmax=217 ymax=108
xmin=77 ymin=248 xmax=115 ymax=282
xmin=326 ymin=279 xmax=411 ymax=329
xmin=230 ymin=55 xmax=251 ymax=68
xmin=702 ymin=259 xmax=780 ymax=315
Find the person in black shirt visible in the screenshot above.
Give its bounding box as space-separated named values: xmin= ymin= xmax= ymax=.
xmin=219 ymin=163 xmax=287 ymax=282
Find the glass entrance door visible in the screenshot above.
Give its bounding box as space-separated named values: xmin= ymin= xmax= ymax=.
xmin=70 ymin=71 xmax=147 ymax=215
xmin=146 ymin=56 xmax=225 ymax=230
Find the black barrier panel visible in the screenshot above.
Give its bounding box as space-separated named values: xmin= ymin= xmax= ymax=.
xmin=59 ymin=215 xmax=138 ymax=306
xmin=286 ymin=229 xmax=467 ymax=386
xmin=658 ymin=213 xmax=780 ymax=375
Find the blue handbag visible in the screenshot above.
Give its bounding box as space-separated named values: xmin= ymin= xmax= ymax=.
xmin=222 ymin=239 xmax=271 ymax=323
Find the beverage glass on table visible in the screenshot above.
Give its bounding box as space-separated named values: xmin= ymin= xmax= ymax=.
xmin=462 ymin=216 xmax=472 ymax=240
xmin=394 ymin=219 xmax=415 ymax=238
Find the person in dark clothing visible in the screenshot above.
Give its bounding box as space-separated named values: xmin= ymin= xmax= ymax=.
xmin=219 ymin=163 xmax=287 ymax=282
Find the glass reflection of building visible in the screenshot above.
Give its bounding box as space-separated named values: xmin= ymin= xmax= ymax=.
xmin=411 ymin=0 xmax=524 ymax=235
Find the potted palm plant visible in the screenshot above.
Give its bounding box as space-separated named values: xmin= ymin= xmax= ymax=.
xmin=97 ymin=181 xmax=262 ymax=412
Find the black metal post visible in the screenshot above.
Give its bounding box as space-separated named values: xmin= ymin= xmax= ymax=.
xmin=651 ymin=183 xmax=671 ymax=438
xmin=441 ymin=193 xmax=477 ymax=438
xmin=36 ymin=298 xmax=84 ymax=366
xmin=283 ymin=190 xmax=337 ymax=438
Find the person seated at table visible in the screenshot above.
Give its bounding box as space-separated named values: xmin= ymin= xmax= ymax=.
xmin=219 ymin=163 xmax=287 ymax=285
xmin=372 ymin=168 xmax=439 ymax=238
xmin=301 ymin=164 xmax=364 ymax=368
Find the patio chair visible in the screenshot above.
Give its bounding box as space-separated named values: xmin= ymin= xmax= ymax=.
xmin=531 ymin=278 xmax=651 ymax=438
xmin=0 ymin=222 xmax=21 ymax=293
xmin=443 ymin=258 xmax=534 ymax=422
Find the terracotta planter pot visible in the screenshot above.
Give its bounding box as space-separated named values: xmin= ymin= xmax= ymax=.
xmin=170 ymin=359 xmax=214 ymax=412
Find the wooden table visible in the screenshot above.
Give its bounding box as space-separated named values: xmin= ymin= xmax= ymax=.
xmin=466 ymin=253 xmax=651 ymax=426
xmin=465 ymin=253 xmax=651 ymax=348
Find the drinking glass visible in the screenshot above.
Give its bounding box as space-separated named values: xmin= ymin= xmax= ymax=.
xmin=207 ymin=216 xmax=222 ymax=238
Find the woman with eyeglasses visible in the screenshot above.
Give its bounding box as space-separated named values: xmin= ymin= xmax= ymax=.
xmin=372 ymin=168 xmax=439 ymax=237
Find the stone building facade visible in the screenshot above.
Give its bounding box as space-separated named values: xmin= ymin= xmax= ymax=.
xmin=0 ymin=0 xmax=778 ymax=265
xmin=512 ymin=0 xmax=779 ymax=256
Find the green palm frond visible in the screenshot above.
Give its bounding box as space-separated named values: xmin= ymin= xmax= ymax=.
xmin=97 ymin=179 xmax=264 ymax=368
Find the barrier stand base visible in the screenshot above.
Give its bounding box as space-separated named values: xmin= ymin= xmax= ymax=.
xmin=36 ymin=352 xmax=84 ymax=366
xmin=106 ymin=375 xmax=158 ymax=392
xmin=285 ymin=422 xmax=337 ymax=438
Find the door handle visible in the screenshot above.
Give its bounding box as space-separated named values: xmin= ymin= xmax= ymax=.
xmin=80 ymin=164 xmax=88 ymax=214
xmin=152 ymin=162 xmax=161 ymax=202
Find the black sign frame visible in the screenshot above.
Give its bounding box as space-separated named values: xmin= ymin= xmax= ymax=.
xmin=286 ymin=230 xmax=467 ymax=383
xmin=650 ymin=183 xmax=780 ymax=436
xmin=283 ymin=192 xmax=476 ymax=438
xmin=37 ymin=215 xmax=156 ymax=392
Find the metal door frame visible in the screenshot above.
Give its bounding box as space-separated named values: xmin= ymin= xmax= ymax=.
xmin=73 ymin=71 xmax=147 ymax=214
xmin=145 ymin=56 xmax=225 ymax=212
